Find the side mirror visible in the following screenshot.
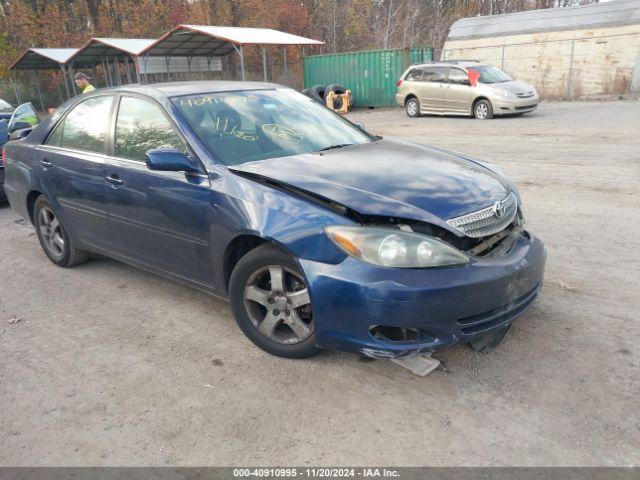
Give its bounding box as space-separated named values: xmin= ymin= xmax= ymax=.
xmin=354 ymin=122 xmax=365 ymax=130
xmin=8 ymin=102 xmax=39 ymax=134
xmin=145 ymin=148 xmax=200 ymax=173
xmin=8 ymin=120 xmax=33 ymax=134
xmin=9 ymin=126 xmax=33 ymax=140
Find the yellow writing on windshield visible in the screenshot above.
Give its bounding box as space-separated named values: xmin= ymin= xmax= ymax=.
xmin=261 ymin=124 xmax=303 ymax=142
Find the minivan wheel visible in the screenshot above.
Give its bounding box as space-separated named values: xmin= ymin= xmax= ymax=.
xmin=405 ymin=97 xmax=420 ymax=117
xmin=229 ymin=244 xmax=319 ymax=358
xmin=474 ymin=99 xmax=493 ymax=119
xmin=33 ymin=196 xmax=89 ymax=267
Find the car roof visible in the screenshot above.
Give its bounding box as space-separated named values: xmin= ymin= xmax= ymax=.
xmin=107 ymin=80 xmax=284 ymax=98
xmin=410 ymin=61 xmax=484 ymax=69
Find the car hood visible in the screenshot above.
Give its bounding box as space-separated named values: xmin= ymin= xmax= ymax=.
xmin=490 ymin=80 xmax=536 ymax=95
xmin=229 ymin=139 xmax=510 ymax=229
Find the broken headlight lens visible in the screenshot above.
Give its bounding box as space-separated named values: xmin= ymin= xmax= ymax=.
xmin=325 ymin=226 xmax=469 ymax=268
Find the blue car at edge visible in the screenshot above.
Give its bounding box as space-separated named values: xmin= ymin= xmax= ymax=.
xmin=2 ymin=82 xmax=546 ymax=359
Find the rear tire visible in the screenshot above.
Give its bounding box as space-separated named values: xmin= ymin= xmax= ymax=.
xmin=229 ymin=244 xmax=319 ymax=358
xmin=405 ymin=97 xmax=420 ymax=117
xmin=474 ymin=99 xmax=493 ymax=119
xmin=308 ymin=85 xmax=326 ymax=104
xmin=33 ymin=196 xmax=89 ymax=267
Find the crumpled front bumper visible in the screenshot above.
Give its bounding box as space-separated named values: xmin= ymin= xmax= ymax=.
xmin=300 ymin=232 xmax=546 ymax=358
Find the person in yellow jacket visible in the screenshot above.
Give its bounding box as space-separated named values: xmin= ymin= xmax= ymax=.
xmin=74 ymin=72 xmax=96 ymax=94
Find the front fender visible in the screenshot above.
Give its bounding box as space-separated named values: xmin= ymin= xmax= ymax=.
xmin=208 ymin=168 xmax=352 ymax=289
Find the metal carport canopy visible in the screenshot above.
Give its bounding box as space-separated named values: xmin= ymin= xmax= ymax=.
xmin=64 ymin=37 xmax=156 ymax=89
xmin=140 ymin=24 xmax=325 ymax=81
xmin=66 ymin=37 xmax=155 ymax=66
xmin=8 ymin=48 xmax=78 ymax=71
xmin=7 ymin=48 xmax=80 ymax=107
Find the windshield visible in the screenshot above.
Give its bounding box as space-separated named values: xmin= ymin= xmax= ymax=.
xmin=172 ymin=89 xmax=372 ymax=165
xmin=472 ymin=66 xmax=513 ymax=84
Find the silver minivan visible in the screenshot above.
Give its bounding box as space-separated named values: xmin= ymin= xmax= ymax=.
xmin=396 ymin=61 xmax=539 ymax=119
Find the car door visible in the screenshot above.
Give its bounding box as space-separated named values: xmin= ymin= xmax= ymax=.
xmin=415 ymin=66 xmax=448 ymax=113
xmin=37 ymin=95 xmax=114 ymax=249
xmin=445 ymin=67 xmax=475 ymax=114
xmin=104 ymin=94 xmax=215 ymax=286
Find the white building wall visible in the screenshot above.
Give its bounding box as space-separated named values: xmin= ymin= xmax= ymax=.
xmin=443 ymin=24 xmax=640 ymax=99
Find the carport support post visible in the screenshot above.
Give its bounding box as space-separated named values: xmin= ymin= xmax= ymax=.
xmin=282 ymin=46 xmax=288 ymax=85
xmin=10 ymin=71 xmax=21 ymax=105
xmin=143 ymin=54 xmax=150 ymax=83
xmin=100 ymin=58 xmax=107 ymax=86
xmin=60 ymin=65 xmax=70 ymax=99
xmin=233 ymin=44 xmax=245 ymax=81
xmin=133 ymin=56 xmax=142 ymax=84
xmin=124 ymin=56 xmax=132 ymax=84
xmin=69 ymin=63 xmax=77 ymax=95
xmin=262 ymin=47 xmax=267 ymax=81
xmin=113 ymin=57 xmax=122 ymax=85
xmin=32 ymin=71 xmax=45 ymax=112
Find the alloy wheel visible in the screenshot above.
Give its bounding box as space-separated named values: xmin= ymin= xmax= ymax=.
xmin=38 ymin=206 xmax=65 ymax=259
xmin=476 ymin=103 xmax=489 ymax=119
xmin=243 ymin=265 xmax=313 ymax=344
xmin=406 ymin=100 xmax=418 ymax=117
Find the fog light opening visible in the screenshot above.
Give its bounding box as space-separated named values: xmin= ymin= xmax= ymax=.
xmin=369 ymin=325 xmax=420 ymax=343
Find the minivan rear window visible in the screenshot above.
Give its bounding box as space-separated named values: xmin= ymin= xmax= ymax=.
xmin=422 ymin=66 xmax=448 ymax=83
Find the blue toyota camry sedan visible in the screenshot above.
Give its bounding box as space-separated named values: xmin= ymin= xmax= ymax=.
xmin=3 ymin=82 xmax=546 ymax=359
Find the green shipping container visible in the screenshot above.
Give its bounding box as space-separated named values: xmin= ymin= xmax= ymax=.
xmin=302 ymin=47 xmax=433 ymax=107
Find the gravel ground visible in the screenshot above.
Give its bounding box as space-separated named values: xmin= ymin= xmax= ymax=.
xmin=0 ymin=101 xmax=638 ymax=466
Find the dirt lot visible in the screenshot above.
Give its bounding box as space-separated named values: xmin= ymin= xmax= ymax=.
xmin=1 ymin=101 xmax=639 ymax=466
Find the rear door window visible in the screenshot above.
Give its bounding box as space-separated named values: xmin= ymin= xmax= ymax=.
xmin=422 ymin=66 xmax=448 ymax=83
xmin=114 ymin=96 xmax=186 ymax=162
xmin=46 ymin=96 xmax=113 ymax=153
xmin=405 ymin=68 xmax=423 ymax=81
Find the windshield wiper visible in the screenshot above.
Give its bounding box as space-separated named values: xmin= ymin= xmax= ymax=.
xmin=318 ymin=143 xmax=353 ymax=152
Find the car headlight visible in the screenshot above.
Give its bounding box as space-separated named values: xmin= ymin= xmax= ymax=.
xmin=325 ymin=226 xmax=469 ymax=268
xmin=495 ymin=89 xmax=515 ymax=98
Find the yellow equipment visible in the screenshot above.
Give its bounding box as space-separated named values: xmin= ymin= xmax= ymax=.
xmin=325 ymin=90 xmax=352 ymax=114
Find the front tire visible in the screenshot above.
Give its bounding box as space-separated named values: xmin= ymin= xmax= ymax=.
xmin=474 ymin=99 xmax=493 ymax=119
xmin=34 ymin=196 xmax=89 ymax=267
xmin=229 ymin=244 xmax=319 ymax=358
xmin=405 ymin=97 xmax=421 ymax=117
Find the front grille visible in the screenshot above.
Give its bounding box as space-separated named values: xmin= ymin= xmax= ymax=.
xmin=446 ymin=192 xmax=517 ymax=238
xmin=515 ymin=104 xmax=537 ymax=111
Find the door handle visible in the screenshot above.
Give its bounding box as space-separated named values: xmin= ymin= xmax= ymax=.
xmin=41 ymin=159 xmax=52 ymax=169
xmin=105 ymin=174 xmax=123 ymax=186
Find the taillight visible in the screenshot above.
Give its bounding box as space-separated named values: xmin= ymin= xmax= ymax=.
xmin=1 ymin=147 xmax=5 ymax=168
xmin=396 ymin=79 xmax=403 ymax=87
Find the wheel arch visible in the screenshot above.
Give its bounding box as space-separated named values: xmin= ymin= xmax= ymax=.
xmin=404 ymin=93 xmax=418 ymax=105
xmin=472 ymin=96 xmax=491 ymax=111
xmin=26 ymin=189 xmax=43 ymax=225
xmin=222 ymin=233 xmax=317 ymax=296
xmin=224 ymin=233 xmax=304 ymax=291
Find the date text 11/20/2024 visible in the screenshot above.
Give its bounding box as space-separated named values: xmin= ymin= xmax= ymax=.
xmin=233 ymin=468 xmax=400 ymax=477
